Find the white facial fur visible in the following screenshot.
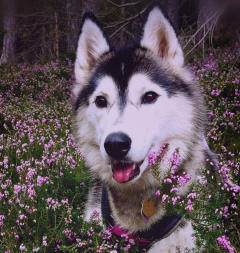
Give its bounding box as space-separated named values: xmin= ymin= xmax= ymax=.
xmin=80 ymin=73 xmax=194 ymax=184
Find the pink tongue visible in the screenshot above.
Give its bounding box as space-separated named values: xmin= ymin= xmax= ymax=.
xmin=113 ymin=165 xmax=133 ymax=183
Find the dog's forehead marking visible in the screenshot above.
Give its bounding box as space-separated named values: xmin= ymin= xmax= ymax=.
xmin=74 ymin=46 xmax=192 ymax=112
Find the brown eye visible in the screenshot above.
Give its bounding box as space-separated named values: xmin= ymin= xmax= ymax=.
xmin=95 ymin=96 xmax=107 ymax=108
xmin=142 ymin=91 xmax=158 ymax=104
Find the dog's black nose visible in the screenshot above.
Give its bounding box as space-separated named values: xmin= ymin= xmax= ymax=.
xmin=104 ymin=132 xmax=131 ymax=160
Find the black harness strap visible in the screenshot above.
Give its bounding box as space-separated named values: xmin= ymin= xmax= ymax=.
xmin=101 ymin=186 xmax=182 ymax=244
xmin=137 ymin=214 xmax=182 ymax=241
xmin=101 ymin=186 xmax=114 ymax=227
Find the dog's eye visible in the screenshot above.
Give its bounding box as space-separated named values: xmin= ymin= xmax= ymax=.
xmin=95 ymin=96 xmax=108 ymax=108
xmin=142 ymin=91 xmax=158 ymax=104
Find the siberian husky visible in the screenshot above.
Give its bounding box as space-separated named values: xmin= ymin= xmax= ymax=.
xmin=73 ymin=6 xmax=213 ymax=252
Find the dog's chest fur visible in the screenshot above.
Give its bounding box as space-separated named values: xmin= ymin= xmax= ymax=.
xmin=108 ymin=177 xmax=166 ymax=232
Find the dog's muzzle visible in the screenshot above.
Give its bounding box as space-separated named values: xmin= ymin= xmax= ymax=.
xmin=104 ymin=132 xmax=143 ymax=183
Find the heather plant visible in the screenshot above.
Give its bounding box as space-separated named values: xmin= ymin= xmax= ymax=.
xmin=0 ymin=45 xmax=239 ymax=252
xmin=0 ymin=60 xmax=140 ymax=252
xmin=148 ymin=144 xmax=239 ymax=252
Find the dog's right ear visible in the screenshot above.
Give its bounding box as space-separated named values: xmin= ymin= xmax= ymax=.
xmin=74 ymin=13 xmax=110 ymax=90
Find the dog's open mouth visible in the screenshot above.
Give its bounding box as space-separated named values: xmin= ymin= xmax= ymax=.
xmin=111 ymin=161 xmax=143 ymax=183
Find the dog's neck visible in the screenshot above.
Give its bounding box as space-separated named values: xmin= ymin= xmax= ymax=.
xmin=107 ymin=172 xmax=166 ymax=232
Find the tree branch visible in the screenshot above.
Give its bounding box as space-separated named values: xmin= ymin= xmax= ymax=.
xmin=105 ymin=0 xmax=145 ymax=8
xmin=106 ymin=6 xmax=147 ymax=32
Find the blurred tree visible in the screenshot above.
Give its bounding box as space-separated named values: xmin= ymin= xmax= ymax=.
xmin=155 ymin=0 xmax=180 ymax=33
xmin=0 ymin=0 xmax=17 ymax=65
xmin=66 ymin=0 xmax=81 ymax=52
xmin=119 ymin=0 xmax=126 ymax=46
xmin=167 ymin=0 xmax=180 ymax=33
xmin=197 ymin=0 xmax=223 ymax=48
xmin=82 ymin=0 xmax=99 ymax=14
xmin=0 ymin=0 xmax=238 ymax=63
xmin=66 ymin=0 xmax=100 ymax=53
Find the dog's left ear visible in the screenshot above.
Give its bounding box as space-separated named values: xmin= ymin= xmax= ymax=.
xmin=140 ymin=7 xmax=184 ymax=68
xmin=74 ymin=13 xmax=110 ymax=88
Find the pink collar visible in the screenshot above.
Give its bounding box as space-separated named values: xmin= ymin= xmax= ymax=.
xmin=110 ymin=225 xmax=151 ymax=245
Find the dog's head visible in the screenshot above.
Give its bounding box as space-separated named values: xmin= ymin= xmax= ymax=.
xmin=73 ymin=7 xmax=205 ymax=187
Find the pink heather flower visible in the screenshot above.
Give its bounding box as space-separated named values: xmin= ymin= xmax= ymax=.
xmin=64 ymin=229 xmax=72 ymax=238
xmin=168 ymin=151 xmax=181 ymax=169
xmin=155 ymin=190 xmax=160 ymax=196
xmin=90 ymin=211 xmax=100 ymax=221
xmin=40 ymin=136 xmax=45 ymax=142
xmin=61 ymin=199 xmax=69 ymax=205
xmin=0 ymin=193 xmax=4 ymax=200
xmin=148 ymin=153 xmax=157 ymax=166
xmin=217 ymin=235 xmax=235 ymax=253
xmin=186 ymin=200 xmax=193 ymax=211
xmin=14 ymin=185 xmax=21 ymax=195
xmin=26 ymin=168 xmax=36 ymax=181
xmin=161 ymin=194 xmax=168 ymax=203
xmin=177 ymin=174 xmax=191 ymax=186
xmin=102 ymin=228 xmax=112 ymax=240
xmin=5 ymin=179 xmax=11 ymax=185
xmin=187 ymin=193 xmax=197 ymax=199
xmin=172 ymin=196 xmax=180 ymax=205
xmin=164 ymin=178 xmax=172 ymax=183
xmin=37 ymin=176 xmax=49 ymax=187
xmin=129 ymin=239 xmax=135 ymax=245
xmin=232 ymin=78 xmax=239 ymax=84
xmin=0 ymin=215 xmax=5 ymax=226
xmin=27 ymin=184 xmax=36 ymax=199
xmin=33 ymin=248 xmax=40 ymax=252
xmin=170 ymin=187 xmax=178 ymax=193
xmin=42 ymin=236 xmax=47 ymax=246
xmin=19 ymin=244 xmax=26 ymax=251
xmin=232 ymin=185 xmax=240 ymax=193
xmin=148 ymin=143 xmax=168 ymax=166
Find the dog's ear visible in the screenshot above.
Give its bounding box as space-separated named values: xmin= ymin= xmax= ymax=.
xmin=74 ymin=13 xmax=110 ymax=87
xmin=140 ymin=7 xmax=184 ymax=68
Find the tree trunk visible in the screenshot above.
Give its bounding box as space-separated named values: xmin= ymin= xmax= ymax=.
xmin=66 ymin=0 xmax=81 ymax=52
xmin=167 ymin=0 xmax=180 ymax=34
xmin=0 ymin=0 xmax=17 ymax=65
xmin=82 ymin=0 xmax=99 ymax=14
xmin=66 ymin=0 xmax=100 ymax=53
xmin=54 ymin=11 xmax=59 ymax=59
xmin=119 ymin=0 xmax=126 ymax=46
